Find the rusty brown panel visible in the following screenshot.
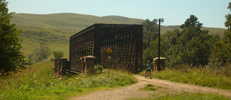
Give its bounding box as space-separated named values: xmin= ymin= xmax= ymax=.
xmin=70 ymin=24 xmax=143 ymax=73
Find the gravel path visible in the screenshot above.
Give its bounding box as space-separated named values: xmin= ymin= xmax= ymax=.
xmin=72 ymin=75 xmax=231 ymax=100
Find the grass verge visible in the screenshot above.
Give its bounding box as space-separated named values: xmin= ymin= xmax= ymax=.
xmin=139 ymin=67 xmax=231 ymax=90
xmin=134 ymin=92 xmax=230 ymax=100
xmin=0 ymin=62 xmax=137 ymax=100
xmin=154 ymin=92 xmax=230 ymax=100
xmin=139 ymin=84 xmax=156 ymax=91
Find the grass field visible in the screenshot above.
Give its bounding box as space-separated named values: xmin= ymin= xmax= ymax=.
xmin=153 ymin=92 xmax=230 ymax=100
xmin=0 ymin=62 xmax=137 ymax=100
xmin=139 ymin=66 xmax=231 ymax=90
xmin=136 ymin=92 xmax=230 ymax=100
xmin=130 ymin=83 xmax=230 ymax=100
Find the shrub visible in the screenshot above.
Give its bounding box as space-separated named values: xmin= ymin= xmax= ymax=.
xmin=53 ymin=51 xmax=64 ymax=59
xmin=94 ymin=65 xmax=104 ymax=74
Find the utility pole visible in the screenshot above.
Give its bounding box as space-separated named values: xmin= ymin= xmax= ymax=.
xmin=158 ymin=18 xmax=164 ymax=70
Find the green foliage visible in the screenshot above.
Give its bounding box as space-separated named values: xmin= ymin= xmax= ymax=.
xmin=180 ymin=15 xmax=202 ymax=29
xmin=93 ymin=65 xmax=104 ymax=74
xmin=139 ymin=66 xmax=231 ymax=90
xmin=0 ymin=62 xmax=136 ymax=100
xmin=139 ymin=84 xmax=156 ymax=91
xmin=210 ymin=2 xmax=231 ymax=66
xmin=28 ymin=43 xmax=51 ymax=64
xmin=143 ymin=15 xmax=219 ymax=67
xmin=168 ymin=15 xmax=219 ymax=66
xmin=143 ymin=19 xmax=158 ymax=49
xmin=143 ymin=36 xmax=169 ymax=61
xmin=53 ymin=51 xmax=64 ymax=59
xmin=209 ymin=40 xmax=231 ymax=67
xmin=153 ymin=92 xmax=230 ymax=100
xmin=0 ymin=0 xmax=25 ymax=75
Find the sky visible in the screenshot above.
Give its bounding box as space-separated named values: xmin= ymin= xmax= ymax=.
xmin=6 ymin=0 xmax=231 ymax=28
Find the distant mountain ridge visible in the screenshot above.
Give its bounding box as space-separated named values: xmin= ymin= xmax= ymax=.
xmin=10 ymin=13 xmax=225 ymax=57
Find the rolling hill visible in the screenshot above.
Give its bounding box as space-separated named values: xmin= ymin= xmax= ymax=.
xmin=10 ymin=13 xmax=225 ymax=58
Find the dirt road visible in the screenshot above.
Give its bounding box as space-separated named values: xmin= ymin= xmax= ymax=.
xmin=72 ymin=75 xmax=231 ymax=100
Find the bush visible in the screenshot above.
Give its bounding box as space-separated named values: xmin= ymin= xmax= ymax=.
xmin=94 ymin=65 xmax=104 ymax=74
xmin=52 ymin=51 xmax=64 ymax=59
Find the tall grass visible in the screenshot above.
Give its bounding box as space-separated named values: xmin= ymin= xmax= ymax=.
xmin=0 ymin=62 xmax=136 ymax=100
xmin=147 ymin=93 xmax=230 ymax=100
xmin=139 ymin=65 xmax=231 ymax=90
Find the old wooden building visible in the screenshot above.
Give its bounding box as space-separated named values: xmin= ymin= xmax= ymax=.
xmin=69 ymin=24 xmax=143 ymax=73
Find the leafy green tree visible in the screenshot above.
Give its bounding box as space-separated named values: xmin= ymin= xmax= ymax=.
xmin=0 ymin=0 xmax=25 ymax=75
xmin=143 ymin=19 xmax=158 ymax=49
xmin=166 ymin=15 xmax=219 ymax=66
xmin=209 ymin=2 xmax=231 ymax=66
xmin=180 ymin=15 xmax=202 ymax=29
xmin=144 ymin=15 xmax=219 ymax=67
xmin=224 ymin=2 xmax=231 ymax=44
xmin=28 ymin=43 xmax=51 ymax=64
xmin=53 ymin=51 xmax=64 ymax=59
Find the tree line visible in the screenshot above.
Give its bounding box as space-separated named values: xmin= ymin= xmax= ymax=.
xmin=143 ymin=2 xmax=231 ymax=68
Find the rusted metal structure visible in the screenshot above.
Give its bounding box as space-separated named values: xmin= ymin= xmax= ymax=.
xmin=54 ymin=57 xmax=69 ymax=75
xmin=69 ymin=24 xmax=143 ymax=73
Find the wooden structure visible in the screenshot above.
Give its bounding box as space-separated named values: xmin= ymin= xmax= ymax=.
xmin=70 ymin=24 xmax=143 ymax=73
xmin=153 ymin=57 xmax=165 ymax=71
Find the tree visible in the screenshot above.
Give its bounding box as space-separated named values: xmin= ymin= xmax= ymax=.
xmin=53 ymin=51 xmax=64 ymax=59
xmin=148 ymin=15 xmax=219 ymax=67
xmin=170 ymin=15 xmax=219 ymax=66
xmin=0 ymin=0 xmax=25 ymax=75
xmin=180 ymin=15 xmax=202 ymax=29
xmin=28 ymin=43 xmax=51 ymax=64
xmin=224 ymin=2 xmax=231 ymax=45
xmin=224 ymin=2 xmax=231 ymax=62
xmin=210 ymin=2 xmax=231 ymax=66
xmin=143 ymin=19 xmax=158 ymax=49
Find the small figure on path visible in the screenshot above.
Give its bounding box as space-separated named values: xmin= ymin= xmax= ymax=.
xmin=145 ymin=60 xmax=152 ymax=79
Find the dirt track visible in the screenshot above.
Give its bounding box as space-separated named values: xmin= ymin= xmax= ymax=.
xmin=72 ymin=75 xmax=231 ymax=100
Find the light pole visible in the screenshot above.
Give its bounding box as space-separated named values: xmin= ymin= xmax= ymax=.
xmin=158 ymin=18 xmax=164 ymax=70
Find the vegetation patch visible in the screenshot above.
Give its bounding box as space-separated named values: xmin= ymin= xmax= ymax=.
xmin=153 ymin=92 xmax=230 ymax=100
xmin=139 ymin=66 xmax=231 ymax=90
xmin=0 ymin=62 xmax=137 ymax=100
xmin=140 ymin=84 xmax=156 ymax=91
xmin=129 ymin=92 xmax=230 ymax=100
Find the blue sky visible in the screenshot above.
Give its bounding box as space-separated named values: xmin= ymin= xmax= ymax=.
xmin=6 ymin=0 xmax=231 ymax=28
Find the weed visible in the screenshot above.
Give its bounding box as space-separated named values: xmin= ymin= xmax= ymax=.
xmin=0 ymin=62 xmax=137 ymax=100
xmin=153 ymin=92 xmax=230 ymax=100
xmin=139 ymin=66 xmax=231 ymax=90
xmin=140 ymin=84 xmax=156 ymax=91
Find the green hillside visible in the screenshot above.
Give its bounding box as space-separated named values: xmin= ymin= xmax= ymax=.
xmin=11 ymin=13 xmax=144 ymax=57
xmin=10 ymin=13 xmax=225 ymax=58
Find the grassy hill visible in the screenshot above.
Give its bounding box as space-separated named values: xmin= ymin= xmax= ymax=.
xmin=11 ymin=13 xmax=144 ymax=58
xmin=10 ymin=13 xmax=225 ymax=58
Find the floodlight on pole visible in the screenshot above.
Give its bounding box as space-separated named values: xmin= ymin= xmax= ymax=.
xmin=158 ymin=18 xmax=164 ymax=71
